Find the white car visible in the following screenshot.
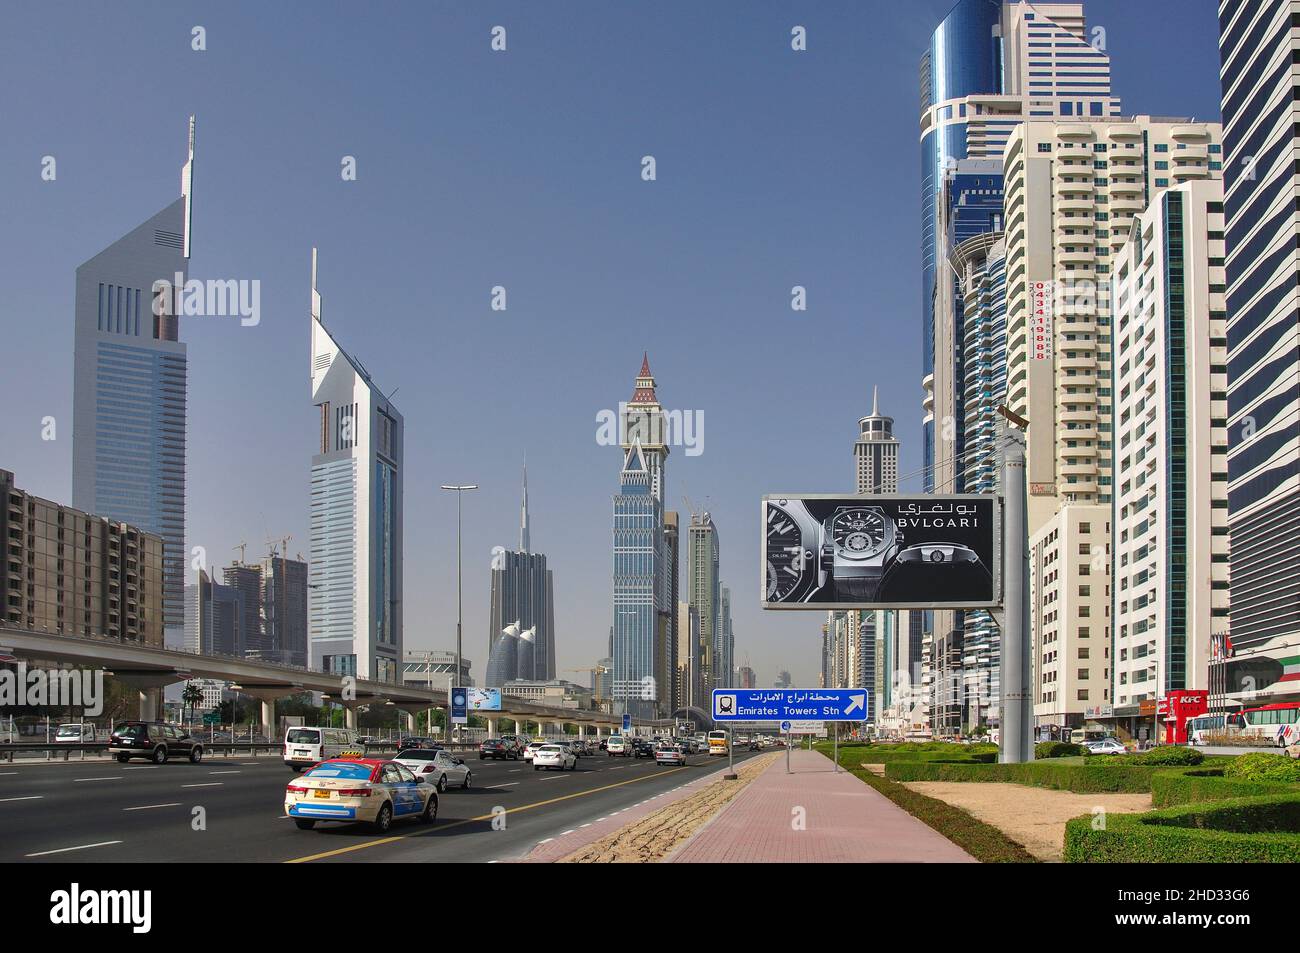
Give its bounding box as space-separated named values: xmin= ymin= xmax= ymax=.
xmin=285 ymin=758 xmax=437 ymax=832
xmin=654 ymin=742 xmax=686 ymax=766
xmin=523 ymin=741 xmax=547 ymax=762
xmin=393 ymin=748 xmax=472 ymax=792
xmin=54 ymin=723 xmax=96 ymax=743
xmin=532 ymin=743 xmax=577 ymax=771
xmin=1086 ymin=738 xmax=1127 ymax=755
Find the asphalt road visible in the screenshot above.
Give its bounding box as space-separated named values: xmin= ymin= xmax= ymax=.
xmin=0 ymin=747 xmax=769 ymax=863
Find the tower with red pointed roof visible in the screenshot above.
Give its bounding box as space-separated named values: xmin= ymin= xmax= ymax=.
xmin=621 ymin=353 xmax=670 ymax=503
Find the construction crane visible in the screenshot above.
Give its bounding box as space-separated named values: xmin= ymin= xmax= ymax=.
xmin=233 ymin=541 xmax=247 ymax=565
xmin=266 ymin=534 xmax=292 ymax=560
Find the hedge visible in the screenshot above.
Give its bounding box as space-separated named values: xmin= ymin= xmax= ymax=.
xmin=884 ymin=759 xmax=1159 ymax=793
xmin=1150 ymin=769 xmax=1299 ymax=808
xmin=1035 ymin=741 xmax=1087 ymax=759
xmin=1223 ymin=752 xmax=1300 ymax=783
xmin=1064 ymin=793 xmax=1300 ymax=863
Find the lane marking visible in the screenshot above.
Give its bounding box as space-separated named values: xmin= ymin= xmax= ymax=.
xmin=284 ymin=764 xmax=691 ymax=864
xmin=0 ymin=796 xmax=43 ymax=803
xmin=208 ymin=770 xmax=241 ymax=775
xmin=73 ymin=776 xmax=122 ymax=782
xmin=123 ymin=802 xmax=182 ymax=812
xmin=182 ymin=782 xmax=223 ymax=788
xmin=26 ymin=840 xmax=121 ymax=857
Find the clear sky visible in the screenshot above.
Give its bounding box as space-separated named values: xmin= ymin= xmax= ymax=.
xmin=0 ymin=1 xmax=1224 ymax=687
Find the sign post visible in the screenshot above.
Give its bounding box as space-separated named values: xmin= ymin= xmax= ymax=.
xmin=716 ymin=690 xmax=866 ymax=774
xmin=621 ymin=712 xmax=631 ymax=734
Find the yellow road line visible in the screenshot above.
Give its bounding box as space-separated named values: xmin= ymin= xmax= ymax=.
xmin=283 ymin=765 xmax=690 ymax=863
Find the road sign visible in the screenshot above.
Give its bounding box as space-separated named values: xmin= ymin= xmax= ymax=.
xmin=621 ymin=713 xmax=631 ymax=732
xmin=712 ymin=688 xmax=868 ymax=723
xmin=786 ymin=720 xmax=826 ymax=736
xmin=203 ymin=712 xmax=220 ymax=725
xmin=451 ymin=688 xmax=468 ymax=725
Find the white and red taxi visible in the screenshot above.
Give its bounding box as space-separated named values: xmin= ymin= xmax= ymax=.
xmin=285 ymin=757 xmax=438 ymax=833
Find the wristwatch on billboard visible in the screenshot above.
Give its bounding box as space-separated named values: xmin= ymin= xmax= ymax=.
xmin=878 ymin=541 xmax=992 ymax=603
xmin=819 ymin=505 xmax=903 ymax=602
xmin=764 ymin=499 xmax=821 ymax=603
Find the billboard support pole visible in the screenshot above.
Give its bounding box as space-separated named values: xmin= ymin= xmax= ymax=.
xmin=999 ymin=428 xmax=1032 ymax=764
xmin=724 ymin=727 xmax=736 ymax=780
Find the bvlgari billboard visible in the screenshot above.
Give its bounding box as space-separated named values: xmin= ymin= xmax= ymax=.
xmin=761 ymin=494 xmax=1000 ymax=609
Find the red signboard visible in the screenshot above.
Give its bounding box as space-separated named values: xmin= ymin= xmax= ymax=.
xmin=1160 ymin=690 xmax=1208 ymax=745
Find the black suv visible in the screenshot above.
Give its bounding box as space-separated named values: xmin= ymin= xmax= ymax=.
xmin=632 ymin=738 xmax=655 ymax=759
xmin=109 ymin=722 xmax=204 ymax=764
xmin=479 ymin=738 xmax=517 ymax=760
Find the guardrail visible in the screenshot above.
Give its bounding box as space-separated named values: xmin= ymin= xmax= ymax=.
xmin=0 ymin=740 xmax=484 ymax=763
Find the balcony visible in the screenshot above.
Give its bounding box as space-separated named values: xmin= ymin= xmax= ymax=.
xmin=1110 ymin=194 xmax=1146 ymax=214
xmin=1057 ymin=245 xmax=1096 ymax=265
xmin=1056 ymin=195 xmax=1095 ymax=213
xmin=1108 ymin=125 xmax=1143 ymax=141
xmin=1057 ymin=126 xmax=1094 ymax=141
xmin=1170 ymin=124 xmax=1211 ymax=142
xmin=1055 ymin=142 xmax=1093 ymax=161
xmin=1061 ymin=408 xmax=1099 ymax=424
xmin=1108 ymin=178 xmax=1143 ymax=195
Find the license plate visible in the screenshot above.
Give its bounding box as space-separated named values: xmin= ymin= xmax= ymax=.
xmin=313 ymin=790 xmax=331 ymax=799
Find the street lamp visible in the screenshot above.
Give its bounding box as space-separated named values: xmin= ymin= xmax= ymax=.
xmin=440 ymin=484 xmax=478 ymax=742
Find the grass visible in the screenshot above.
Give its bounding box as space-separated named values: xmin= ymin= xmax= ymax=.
xmin=813 ymin=742 xmax=1037 ymax=863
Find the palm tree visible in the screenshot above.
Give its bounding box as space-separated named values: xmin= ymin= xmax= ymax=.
xmin=181 ymin=682 xmax=204 ymax=729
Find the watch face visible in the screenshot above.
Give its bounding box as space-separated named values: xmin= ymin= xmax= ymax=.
xmin=831 ymin=508 xmax=888 ymax=557
xmin=765 ymin=503 xmax=808 ymax=600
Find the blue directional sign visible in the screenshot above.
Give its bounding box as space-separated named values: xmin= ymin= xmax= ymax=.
xmin=712 ymin=688 xmax=868 ymax=722
xmin=621 ymin=713 xmax=632 ymax=732
xmin=780 ymin=720 xmax=792 ymax=733
xmin=451 ymin=688 xmax=468 ymax=725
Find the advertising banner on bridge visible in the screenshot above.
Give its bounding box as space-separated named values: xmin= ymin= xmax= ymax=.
xmin=468 ymin=688 xmax=501 ymax=711
xmin=761 ymin=494 xmax=1000 ymax=609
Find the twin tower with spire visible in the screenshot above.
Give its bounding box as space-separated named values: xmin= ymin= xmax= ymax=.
xmin=485 ymin=459 xmax=556 ymax=687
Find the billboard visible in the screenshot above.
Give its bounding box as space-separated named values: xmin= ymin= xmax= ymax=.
xmin=467 ymin=688 xmax=501 ymax=711
xmin=761 ymin=494 xmax=999 ymax=609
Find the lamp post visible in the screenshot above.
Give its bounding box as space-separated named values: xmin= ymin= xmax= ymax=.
xmin=440 ymin=484 xmax=478 ymax=742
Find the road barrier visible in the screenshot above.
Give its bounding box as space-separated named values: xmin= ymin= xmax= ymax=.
xmin=0 ymin=740 xmax=482 ymax=763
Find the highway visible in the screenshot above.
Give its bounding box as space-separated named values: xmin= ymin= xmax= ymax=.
xmin=0 ymin=747 xmax=769 ymax=863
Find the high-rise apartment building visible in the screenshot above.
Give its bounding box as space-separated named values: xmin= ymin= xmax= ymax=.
xmin=686 ymin=511 xmax=720 ymax=695
xmin=718 ymin=584 xmax=734 ymax=690
xmin=611 ymin=356 xmax=671 ymax=717
xmin=72 ymin=118 xmax=194 ymax=648
xmin=675 ymin=600 xmax=699 ymax=711
xmin=2 ymin=469 xmax=165 ymax=644
xmin=185 ymin=568 xmax=246 ymax=656
xmin=1111 ymin=181 xmax=1231 ymax=719
xmin=854 ymin=388 xmax=900 ymax=493
xmin=1218 ymin=1 xmax=1300 ymax=665
xmin=222 ymin=563 xmax=264 ymax=656
xmin=663 ymin=510 xmax=680 ymax=709
xmin=308 ymin=249 xmax=404 ymax=683
xmin=261 ymin=553 xmax=309 ymax=668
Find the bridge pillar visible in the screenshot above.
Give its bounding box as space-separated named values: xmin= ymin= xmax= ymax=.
xmin=345 ymin=706 xmax=358 ymax=731
xmin=138 ymin=688 xmax=161 ymax=721
xmin=405 ymin=711 xmax=416 ymax=733
xmin=261 ymin=700 xmax=274 ymax=739
xmin=486 ymin=717 xmax=498 ymax=737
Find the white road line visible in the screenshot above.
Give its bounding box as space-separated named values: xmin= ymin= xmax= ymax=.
xmin=580 ymin=823 xmax=592 ymax=828
xmin=26 ymin=840 xmax=122 ymax=857
xmin=0 ymin=772 xmax=18 ymax=776
xmin=537 ymin=837 xmax=553 ymax=845
xmin=0 ymin=796 xmax=43 ymax=803
xmin=560 ymin=829 xmax=575 ymax=836
xmin=182 ymin=782 xmax=223 ymax=788
xmin=123 ymin=802 xmax=182 ymax=812
xmin=73 ymin=776 xmax=122 ymax=782
xmin=484 ymin=782 xmax=519 ymax=789
xmin=208 ymin=770 xmax=241 ymax=775
xmin=123 ymin=767 xmax=158 ymax=771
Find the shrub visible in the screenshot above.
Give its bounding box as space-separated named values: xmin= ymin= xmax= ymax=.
xmin=885 ymin=759 xmax=1156 ymax=793
xmin=1128 ymin=746 xmax=1203 ymax=767
xmin=1035 ymin=741 xmax=1087 ymax=759
xmin=1064 ymin=794 xmax=1300 ymax=863
xmin=1224 ymin=752 xmax=1300 ymax=783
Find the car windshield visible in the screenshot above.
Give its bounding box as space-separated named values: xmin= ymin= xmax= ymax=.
xmin=397 ymin=749 xmax=437 ymax=760
xmin=286 ymin=729 xmax=321 ymax=744
xmin=540 ymin=745 xmax=561 ymax=752
xmin=304 ymin=762 xmax=373 ymax=780
xmin=57 ymin=725 xmax=82 ymax=735
xmin=113 ymin=724 xmax=144 ymax=737
xmin=483 ymin=739 xmax=501 ymax=745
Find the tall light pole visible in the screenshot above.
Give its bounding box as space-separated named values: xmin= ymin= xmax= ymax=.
xmin=441 ymin=484 xmax=478 ymax=741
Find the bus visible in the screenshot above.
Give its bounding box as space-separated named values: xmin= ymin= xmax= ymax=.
xmin=1185 ymin=713 xmax=1227 ymax=746
xmin=707 ymin=730 xmax=728 ymax=756
xmin=1226 ymin=703 xmax=1300 ymax=748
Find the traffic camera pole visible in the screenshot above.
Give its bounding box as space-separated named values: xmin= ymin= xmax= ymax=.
xmin=724 ymin=727 xmax=737 ymax=780
xmin=833 ymin=723 xmax=839 ymax=773
xmin=999 ymin=425 xmax=1032 ymax=764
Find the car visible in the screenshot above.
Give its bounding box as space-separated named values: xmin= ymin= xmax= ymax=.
xmin=498 ymin=735 xmax=525 ymax=757
xmin=598 ymin=738 xmax=608 ymax=751
xmin=523 ymin=740 xmax=548 ymax=762
xmin=285 ymin=757 xmax=437 ymax=832
xmin=394 ymin=748 xmax=472 ymax=791
xmin=398 ymin=736 xmax=441 ymax=751
xmin=654 ymin=742 xmax=686 ymax=766
xmin=479 ymin=738 xmax=517 ymax=761
xmin=606 ymin=735 xmax=632 ymax=757
xmin=109 ymin=721 xmax=204 ymax=764
xmin=532 ymin=743 xmax=577 ymax=771
xmin=632 ymin=738 xmax=656 ymax=759
xmin=54 ymin=723 xmax=97 ymax=743
xmin=284 ymin=727 xmax=361 ymax=771
xmin=1085 ymin=738 xmax=1127 ymax=755
xmin=567 ymin=739 xmax=589 ymax=756
xmin=748 ymin=740 xmax=760 ymax=751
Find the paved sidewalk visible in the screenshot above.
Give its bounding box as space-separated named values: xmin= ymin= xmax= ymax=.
xmin=668 ymin=748 xmax=976 ymax=863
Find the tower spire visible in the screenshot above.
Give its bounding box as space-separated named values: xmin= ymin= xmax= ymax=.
xmin=520 ymin=456 xmax=531 ymax=553
xmin=180 ymin=115 xmax=195 ymax=259
xmin=311 ymin=247 xmax=322 ymax=323
xmin=871 ymin=385 xmax=879 ymax=417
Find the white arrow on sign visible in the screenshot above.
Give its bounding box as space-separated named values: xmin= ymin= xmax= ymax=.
xmin=844 ymin=693 xmax=865 ymax=717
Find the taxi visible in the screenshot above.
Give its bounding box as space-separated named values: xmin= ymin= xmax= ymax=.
xmin=285 ymin=757 xmax=438 ymax=833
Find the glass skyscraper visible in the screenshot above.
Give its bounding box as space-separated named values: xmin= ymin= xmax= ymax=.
xmin=72 ymin=118 xmax=195 ymax=647
xmin=486 ymin=463 xmax=556 ymax=685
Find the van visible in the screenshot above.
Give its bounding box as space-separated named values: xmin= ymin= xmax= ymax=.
xmin=54 ymin=723 xmax=97 ymax=743
xmin=605 ymin=735 xmax=631 ymax=757
xmin=283 ymin=726 xmax=359 ymax=771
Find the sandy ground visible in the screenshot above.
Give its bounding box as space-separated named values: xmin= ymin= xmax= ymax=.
xmin=559 ymin=752 xmax=781 ymax=863
xmin=903 ymin=781 xmax=1152 ymax=861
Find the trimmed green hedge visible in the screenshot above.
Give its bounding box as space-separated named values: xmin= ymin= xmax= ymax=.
xmin=1064 ymin=794 xmax=1300 ymax=863
xmin=1223 ymin=752 xmax=1300 ymax=783
xmin=1150 ymin=769 xmax=1299 ymax=808
xmin=885 ymin=759 xmax=1158 ymax=793
xmin=1035 ymin=741 xmax=1087 ymax=759
xmin=1126 ymin=746 xmax=1204 ymax=767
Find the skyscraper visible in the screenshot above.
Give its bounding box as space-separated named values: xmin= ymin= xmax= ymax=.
xmin=686 ymin=510 xmax=721 ymax=696
xmin=261 ymin=552 xmax=309 ymax=668
xmin=718 ymin=583 xmax=734 ymax=689
xmin=854 ymin=387 xmax=900 ymax=494
xmin=1218 ymin=0 xmax=1300 ymax=661
xmin=72 ymin=117 xmax=195 ymax=648
xmin=612 ymin=356 xmax=671 ymax=717
xmin=486 ymin=463 xmax=556 ymax=684
xmin=222 ymin=562 xmax=264 ymax=656
xmin=308 ymin=249 xmax=404 ymax=682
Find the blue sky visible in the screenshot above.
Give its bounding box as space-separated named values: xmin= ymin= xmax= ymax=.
xmin=0 ymin=1 xmax=1224 ymax=687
